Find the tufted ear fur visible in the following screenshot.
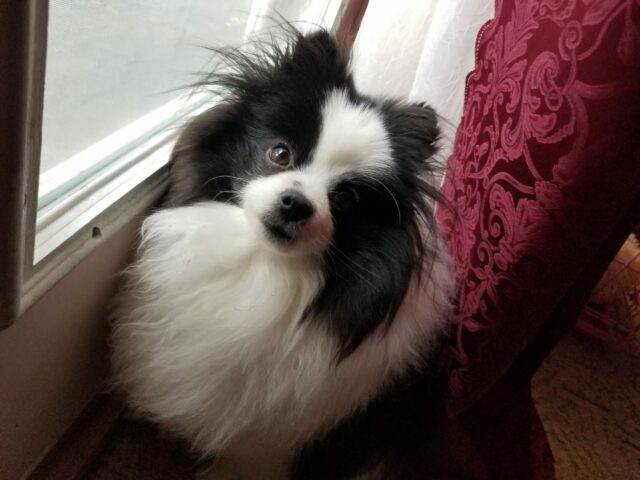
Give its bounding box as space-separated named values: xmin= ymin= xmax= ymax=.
xmin=164 ymin=101 xmax=245 ymax=208
xmin=383 ymin=101 xmax=440 ymax=165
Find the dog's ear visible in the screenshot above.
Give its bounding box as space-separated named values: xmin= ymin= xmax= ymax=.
xmin=382 ymin=100 xmax=440 ymax=167
xmin=164 ymin=101 xmax=243 ymax=207
xmin=286 ymin=29 xmax=351 ymax=87
xmin=396 ymin=101 xmax=439 ymax=151
xmin=291 ymin=29 xmax=342 ymax=63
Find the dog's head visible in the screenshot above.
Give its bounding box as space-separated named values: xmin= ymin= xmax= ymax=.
xmin=167 ymin=29 xmax=443 ymax=353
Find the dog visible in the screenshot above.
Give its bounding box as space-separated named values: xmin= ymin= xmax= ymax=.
xmin=110 ymin=28 xmax=453 ymax=479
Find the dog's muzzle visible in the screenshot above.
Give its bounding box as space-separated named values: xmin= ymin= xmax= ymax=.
xmin=242 ymin=171 xmax=333 ymax=253
xmin=264 ymin=189 xmax=315 ymax=242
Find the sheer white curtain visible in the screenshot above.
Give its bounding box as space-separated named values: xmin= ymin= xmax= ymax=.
xmin=245 ymin=0 xmax=343 ymax=37
xmin=352 ymin=0 xmax=494 ymax=154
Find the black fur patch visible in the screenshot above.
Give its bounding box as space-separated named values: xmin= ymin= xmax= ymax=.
xmin=292 ymin=351 xmax=446 ymax=479
xmin=306 ymin=98 xmax=442 ymax=358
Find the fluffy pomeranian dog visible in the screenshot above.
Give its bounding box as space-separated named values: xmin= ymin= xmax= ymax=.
xmin=111 ymin=28 xmax=453 ymax=479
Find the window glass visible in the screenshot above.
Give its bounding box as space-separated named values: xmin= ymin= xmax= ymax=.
xmin=41 ymin=0 xmax=254 ymax=174
xmin=40 ymin=0 xmax=339 ymax=180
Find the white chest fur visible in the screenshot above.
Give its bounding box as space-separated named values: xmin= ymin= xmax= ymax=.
xmin=110 ymin=202 xmax=451 ymax=471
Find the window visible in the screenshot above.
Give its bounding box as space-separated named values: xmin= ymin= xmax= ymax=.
xmin=35 ymin=0 xmax=344 ymax=261
xmin=1 ymin=0 xmax=349 ymax=324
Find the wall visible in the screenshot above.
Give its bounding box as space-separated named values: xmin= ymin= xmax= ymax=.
xmin=0 ymin=217 xmax=140 ymax=480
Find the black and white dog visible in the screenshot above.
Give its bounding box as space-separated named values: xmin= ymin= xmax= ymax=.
xmin=111 ymin=28 xmax=453 ymax=479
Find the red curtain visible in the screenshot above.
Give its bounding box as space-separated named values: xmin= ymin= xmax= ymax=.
xmin=434 ymin=1 xmax=640 ymax=478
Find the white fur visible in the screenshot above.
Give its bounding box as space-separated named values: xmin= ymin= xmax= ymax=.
xmin=111 ymin=88 xmax=452 ymax=478
xmin=111 ymin=202 xmax=452 ymax=477
xmin=308 ymin=89 xmax=393 ymax=178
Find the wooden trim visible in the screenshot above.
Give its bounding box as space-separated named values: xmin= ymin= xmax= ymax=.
xmin=26 ymin=394 xmax=125 ymax=480
xmin=0 ymin=0 xmax=29 ymax=327
xmin=22 ymin=0 xmax=49 ymax=285
xmin=333 ymin=0 xmax=369 ymax=50
xmin=0 ymin=0 xmax=47 ymax=329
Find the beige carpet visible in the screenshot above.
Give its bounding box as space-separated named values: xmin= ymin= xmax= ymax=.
xmin=533 ymin=333 xmax=640 ymax=479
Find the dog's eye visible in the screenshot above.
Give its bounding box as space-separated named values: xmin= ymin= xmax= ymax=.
xmin=267 ymin=144 xmax=293 ymax=167
xmin=331 ymin=186 xmax=360 ymax=206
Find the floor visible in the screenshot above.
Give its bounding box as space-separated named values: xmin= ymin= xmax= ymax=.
xmin=81 ymin=333 xmax=640 ymax=479
xmin=83 ymin=419 xmax=196 ymax=480
xmin=532 ymin=333 xmax=640 ymax=479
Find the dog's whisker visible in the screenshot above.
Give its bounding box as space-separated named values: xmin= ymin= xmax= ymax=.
xmin=322 ymin=240 xmax=380 ymax=291
xmin=212 ymin=190 xmax=241 ymax=202
xmin=203 ymin=175 xmax=249 ymax=188
xmin=355 ymin=174 xmax=403 ymax=224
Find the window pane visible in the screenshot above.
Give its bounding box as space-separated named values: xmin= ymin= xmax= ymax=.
xmin=41 ymin=0 xmax=253 ymax=174
xmin=40 ymin=0 xmax=339 ymax=174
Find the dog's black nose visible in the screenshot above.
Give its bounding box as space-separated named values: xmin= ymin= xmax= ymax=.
xmin=279 ymin=190 xmax=314 ymax=223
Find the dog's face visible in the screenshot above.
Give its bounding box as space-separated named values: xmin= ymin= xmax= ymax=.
xmin=168 ymin=30 xmax=439 ymax=255
xmin=241 ymin=87 xmax=399 ymax=255
xmin=167 ymin=29 xmax=441 ymax=353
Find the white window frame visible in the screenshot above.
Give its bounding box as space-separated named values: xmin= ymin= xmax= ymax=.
xmin=5 ymin=0 xmax=351 ymax=322
xmin=23 ymin=93 xmax=215 ymax=312
xmin=18 ymin=2 xmax=220 ymax=316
